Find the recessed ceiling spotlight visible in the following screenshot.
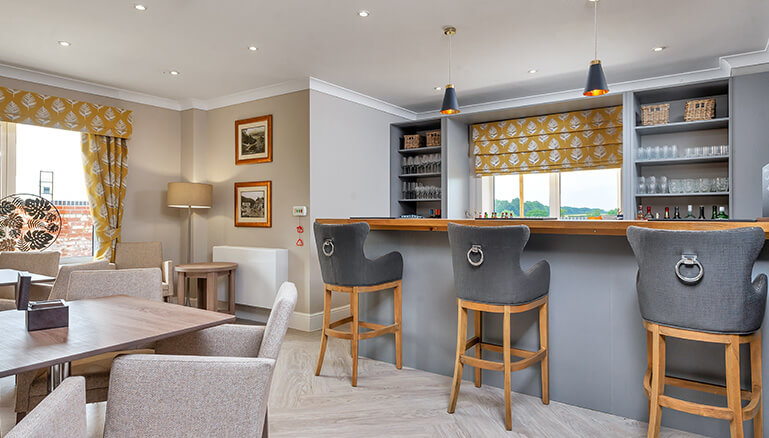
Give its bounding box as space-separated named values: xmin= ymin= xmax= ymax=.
xmin=358 ymin=10 xmax=370 ymax=17
xmin=248 ymin=46 xmax=258 ymax=51
xmin=169 ymin=70 xmax=180 ymax=76
xmin=57 ymin=41 xmax=71 ymax=47
xmin=134 ymin=4 xmax=147 ymax=11
xmin=434 ymin=86 xmax=442 ymax=91
xmin=528 ymin=69 xmax=538 ymax=74
xmin=652 ymin=46 xmax=666 ymax=52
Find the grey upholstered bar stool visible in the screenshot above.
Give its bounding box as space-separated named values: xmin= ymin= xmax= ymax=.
xmin=447 ymin=223 xmax=550 ymax=430
xmin=627 ymin=226 xmax=767 ymax=438
xmin=313 ymin=222 xmax=403 ymax=387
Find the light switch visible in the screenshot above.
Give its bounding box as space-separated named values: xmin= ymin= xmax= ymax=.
xmin=292 ymin=206 xmax=307 ymax=216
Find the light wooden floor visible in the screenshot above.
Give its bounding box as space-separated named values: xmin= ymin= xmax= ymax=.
xmin=0 ymin=329 xmax=705 ymax=437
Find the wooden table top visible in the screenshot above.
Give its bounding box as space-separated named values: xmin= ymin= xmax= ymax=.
xmin=316 ymin=218 xmax=769 ymax=238
xmin=0 ymin=295 xmax=235 ymax=378
xmin=175 ymin=262 xmax=238 ymax=273
xmin=0 ymin=269 xmax=55 ymax=287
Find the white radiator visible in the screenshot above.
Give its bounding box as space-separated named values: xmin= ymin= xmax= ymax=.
xmin=212 ymin=246 xmax=288 ymax=309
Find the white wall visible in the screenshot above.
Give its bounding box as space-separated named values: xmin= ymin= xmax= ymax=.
xmin=308 ymin=90 xmax=407 ymax=313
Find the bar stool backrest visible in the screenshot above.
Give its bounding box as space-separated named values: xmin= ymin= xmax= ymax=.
xmin=627 ymin=226 xmax=767 ymax=334
xmin=447 ymin=223 xmax=550 ymax=305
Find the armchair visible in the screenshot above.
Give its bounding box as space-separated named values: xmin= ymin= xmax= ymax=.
xmin=114 ymin=241 xmax=174 ymax=301
xmin=0 ymin=250 xmax=60 ymax=302
xmin=6 ymin=376 xmax=86 ymax=438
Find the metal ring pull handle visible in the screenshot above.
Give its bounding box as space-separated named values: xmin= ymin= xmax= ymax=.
xmin=675 ymin=254 xmax=703 ymax=284
xmin=322 ymin=239 xmax=335 ymax=257
xmin=467 ymin=245 xmax=484 ymax=267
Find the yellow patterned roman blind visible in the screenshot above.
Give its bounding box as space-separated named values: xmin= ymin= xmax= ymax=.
xmin=0 ymin=86 xmax=132 ymax=138
xmin=471 ymin=105 xmax=622 ymax=176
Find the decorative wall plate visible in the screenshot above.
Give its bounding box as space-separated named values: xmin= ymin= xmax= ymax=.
xmin=0 ymin=194 xmax=62 ymax=251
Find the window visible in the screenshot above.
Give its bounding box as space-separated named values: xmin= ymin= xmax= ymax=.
xmin=1 ymin=123 xmax=94 ymax=258
xmin=486 ymin=168 xmax=621 ymax=218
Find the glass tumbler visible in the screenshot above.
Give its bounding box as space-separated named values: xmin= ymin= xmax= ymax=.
xmin=637 ymin=176 xmax=646 ymax=194
xmin=698 ymin=178 xmax=711 ymax=193
xmin=647 ymin=176 xmax=657 ymax=194
xmin=716 ymin=177 xmax=729 ymax=192
xmin=659 ymin=176 xmax=668 ymax=193
xmin=684 ymin=178 xmax=696 ymax=193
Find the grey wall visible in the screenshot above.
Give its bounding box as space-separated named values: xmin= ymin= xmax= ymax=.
xmin=732 ymin=72 xmax=769 ymax=219
xmin=308 ymin=90 xmax=407 ymax=313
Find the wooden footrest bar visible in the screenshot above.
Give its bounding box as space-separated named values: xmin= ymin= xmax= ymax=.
xmin=325 ymin=318 xmax=399 ymax=341
xmin=460 ymin=348 xmax=545 ymax=372
xmin=658 ymin=395 xmax=733 ymax=420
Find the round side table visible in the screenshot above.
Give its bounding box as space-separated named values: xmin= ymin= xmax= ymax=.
xmin=175 ymin=262 xmax=237 ymax=314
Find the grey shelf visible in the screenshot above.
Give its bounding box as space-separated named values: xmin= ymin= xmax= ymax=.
xmin=635 ymin=192 xmax=729 ymax=198
xmin=635 ymin=117 xmax=729 ymax=135
xmin=398 ymin=198 xmax=442 ymax=202
xmin=399 ymin=172 xmax=441 ymax=178
xmin=635 ymin=155 xmax=729 ymax=166
xmin=398 ymin=146 xmax=442 ymax=155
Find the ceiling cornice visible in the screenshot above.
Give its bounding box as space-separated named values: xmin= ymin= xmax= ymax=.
xmin=308 ymin=77 xmax=416 ymax=119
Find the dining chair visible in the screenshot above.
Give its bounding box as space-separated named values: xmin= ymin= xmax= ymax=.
xmin=0 ymin=251 xmax=60 ymax=301
xmin=114 ymin=241 xmax=174 ymax=301
xmin=6 ymin=376 xmax=86 ymax=438
xmin=14 ymin=268 xmax=162 ymax=419
xmin=142 ymin=281 xmax=298 ymax=437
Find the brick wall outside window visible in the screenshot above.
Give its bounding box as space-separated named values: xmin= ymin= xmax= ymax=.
xmin=49 ymin=201 xmax=93 ymax=258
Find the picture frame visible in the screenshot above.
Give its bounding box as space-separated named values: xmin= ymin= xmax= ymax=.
xmin=235 ymin=115 xmax=272 ymax=164
xmin=234 ymin=181 xmax=272 ymax=228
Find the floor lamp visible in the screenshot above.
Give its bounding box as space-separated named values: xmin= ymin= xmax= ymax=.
xmin=167 ymin=182 xmax=213 ymax=305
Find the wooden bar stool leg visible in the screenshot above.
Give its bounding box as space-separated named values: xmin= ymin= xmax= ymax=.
xmin=648 ymin=324 xmax=665 ymax=438
xmin=645 ymin=329 xmax=653 ymax=415
xmin=503 ymin=306 xmax=512 ymax=431
xmin=725 ymin=335 xmax=744 ymax=438
xmin=351 ymin=290 xmax=360 ymax=387
xmin=474 ymin=310 xmax=482 ymax=388
xmin=394 ymin=281 xmax=403 ymax=370
xmin=751 ymin=332 xmax=763 ymax=438
xmin=448 ymin=301 xmax=467 ymax=413
xmin=315 ymin=288 xmax=332 ymax=376
xmin=539 ymin=300 xmax=549 ymax=405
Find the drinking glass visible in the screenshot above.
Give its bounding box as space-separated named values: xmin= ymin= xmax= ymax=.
xmin=684 ymin=178 xmax=695 ymax=193
xmin=685 ymin=147 xmax=693 ymax=158
xmin=637 ymin=147 xmax=646 ymax=160
xmin=637 ymin=176 xmax=646 ymax=194
xmin=720 ymin=145 xmax=729 ymax=155
xmin=669 ymin=179 xmax=682 ymax=194
xmin=711 ymin=145 xmax=719 ymax=156
xmin=716 ymin=177 xmax=729 ymax=192
xmin=653 ymin=146 xmax=661 ymax=159
xmin=647 ymin=176 xmax=657 ymax=194
xmin=659 ymin=176 xmax=668 ymax=194
xmin=671 ymin=144 xmax=678 ymax=158
xmin=662 ymin=145 xmax=671 ymax=159
xmin=698 ymin=178 xmax=711 ymax=193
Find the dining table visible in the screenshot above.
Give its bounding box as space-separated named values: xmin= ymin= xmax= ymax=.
xmin=0 ymin=295 xmax=235 ymax=390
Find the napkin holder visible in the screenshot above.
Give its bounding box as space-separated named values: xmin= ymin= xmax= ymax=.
xmin=26 ymin=300 xmax=69 ymax=332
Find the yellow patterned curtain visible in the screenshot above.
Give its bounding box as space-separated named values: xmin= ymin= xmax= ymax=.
xmin=471 ymin=106 xmax=623 ymax=176
xmin=81 ymin=134 xmax=128 ymax=262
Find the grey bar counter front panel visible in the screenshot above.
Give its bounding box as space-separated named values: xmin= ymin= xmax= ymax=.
xmin=354 ymin=230 xmax=767 ymax=438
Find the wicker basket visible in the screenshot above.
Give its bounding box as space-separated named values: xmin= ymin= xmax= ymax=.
xmin=684 ymin=98 xmax=716 ymax=122
xmin=641 ymin=104 xmax=670 ymax=126
xmin=425 ymin=130 xmax=441 ymax=147
xmin=403 ymin=134 xmax=425 ymax=149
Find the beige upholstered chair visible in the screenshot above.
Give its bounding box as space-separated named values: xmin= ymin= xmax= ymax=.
xmin=14 ymin=268 xmax=161 ymax=418
xmin=115 ymin=281 xmax=298 ymax=437
xmin=48 ymin=259 xmax=114 ymax=300
xmin=0 ymin=251 xmax=60 ymax=308
xmin=114 ymin=241 xmax=174 ymax=300
xmin=6 ymin=377 xmax=87 ymax=438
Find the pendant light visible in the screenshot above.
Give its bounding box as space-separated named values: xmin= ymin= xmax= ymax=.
xmin=440 ymin=26 xmax=460 ymax=115
xmin=583 ymin=0 xmax=609 ymax=96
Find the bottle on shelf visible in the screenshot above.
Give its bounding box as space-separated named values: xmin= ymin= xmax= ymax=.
xmin=673 ymin=206 xmax=681 ymax=220
xmin=636 ymin=204 xmax=644 ymax=220
xmin=718 ymin=206 xmax=729 ymax=219
xmin=644 ymin=206 xmax=653 ymax=220
xmin=698 ymin=205 xmax=706 ymax=220
xmin=711 ymin=205 xmax=718 ymax=220
xmin=685 ymin=205 xmax=695 ymax=219
xmin=616 ymin=208 xmax=623 ymax=220
xmin=655 ymin=212 xmax=660 ymax=219
xmin=664 ymin=207 xmax=670 ymax=220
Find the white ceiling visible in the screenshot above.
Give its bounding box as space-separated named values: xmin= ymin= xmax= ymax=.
xmin=0 ymin=0 xmax=767 ymax=113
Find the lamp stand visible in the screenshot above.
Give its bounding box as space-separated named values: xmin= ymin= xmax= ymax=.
xmin=185 ymin=205 xmax=192 ymax=306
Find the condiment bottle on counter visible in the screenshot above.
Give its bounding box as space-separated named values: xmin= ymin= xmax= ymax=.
xmin=636 ymin=204 xmax=644 ymax=220
xmin=673 ymin=206 xmax=681 ymax=219
xmin=718 ymin=206 xmax=729 ymax=219
xmin=698 ymin=206 xmax=706 ymax=220
xmin=644 ymin=206 xmax=653 ymax=220
xmin=664 ymin=207 xmax=670 ymax=220
xmin=711 ymin=205 xmax=718 ymax=220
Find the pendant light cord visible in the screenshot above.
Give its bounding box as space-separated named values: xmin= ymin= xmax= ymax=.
xmin=593 ymin=1 xmax=598 ymax=60
xmin=448 ymin=33 xmax=453 ymax=85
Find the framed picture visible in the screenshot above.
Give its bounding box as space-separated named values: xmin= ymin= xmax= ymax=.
xmin=235 ymin=115 xmax=272 ymax=164
xmin=234 ymin=181 xmax=272 ymax=228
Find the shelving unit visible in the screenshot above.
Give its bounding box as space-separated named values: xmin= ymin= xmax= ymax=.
xmin=398 ymin=146 xmax=441 ymax=155
xmin=628 ymin=79 xmax=732 ymax=217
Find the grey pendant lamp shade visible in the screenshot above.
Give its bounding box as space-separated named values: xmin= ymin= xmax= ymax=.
xmin=583 ymin=0 xmax=609 ymax=96
xmin=440 ymin=26 xmax=460 ymax=115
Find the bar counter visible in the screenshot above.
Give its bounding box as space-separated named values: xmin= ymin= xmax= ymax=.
xmin=315 ymin=217 xmax=769 ymax=438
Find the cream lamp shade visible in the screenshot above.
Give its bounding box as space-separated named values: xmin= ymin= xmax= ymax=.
xmin=167 ymin=182 xmax=213 ymax=209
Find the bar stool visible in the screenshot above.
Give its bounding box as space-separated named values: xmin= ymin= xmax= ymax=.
xmin=313 ymin=222 xmax=403 ymax=387
xmin=446 ymin=223 xmax=550 ymax=430
xmin=627 ymin=226 xmax=767 ymax=438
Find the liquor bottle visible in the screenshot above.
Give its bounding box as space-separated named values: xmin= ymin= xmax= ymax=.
xmin=685 ymin=205 xmax=695 ymax=219
xmin=664 ymin=207 xmax=670 ymax=220
xmin=655 ymin=212 xmax=660 ymax=219
xmin=636 ymin=204 xmax=644 ymax=220
xmin=718 ymin=206 xmax=729 ymax=219
xmin=616 ymin=208 xmax=624 ymax=220
xmin=644 ymin=206 xmax=653 ymax=220
xmin=492 ymin=211 xmax=497 ymax=218
xmin=673 ymin=206 xmax=681 ymax=219
xmin=698 ymin=205 xmax=706 ymax=220
xmin=711 ymin=205 xmax=718 ymax=220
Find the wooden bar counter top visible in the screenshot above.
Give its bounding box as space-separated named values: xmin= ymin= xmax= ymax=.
xmin=316 ymin=218 xmax=769 ymax=238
